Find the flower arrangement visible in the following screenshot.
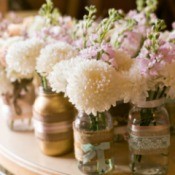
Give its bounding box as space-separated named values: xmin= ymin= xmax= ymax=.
xmin=48 ymin=6 xmax=129 ymax=117
xmin=0 ymin=0 xmax=175 ymax=173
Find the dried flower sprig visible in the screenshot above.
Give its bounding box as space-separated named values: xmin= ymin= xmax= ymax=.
xmin=39 ymin=0 xmax=60 ymax=25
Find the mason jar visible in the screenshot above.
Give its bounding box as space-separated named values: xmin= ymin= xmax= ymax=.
xmin=33 ymin=87 xmax=76 ymax=156
xmin=128 ymin=98 xmax=170 ymax=175
xmin=73 ymin=111 xmax=114 ymax=175
xmin=1 ymin=84 xmax=35 ymax=131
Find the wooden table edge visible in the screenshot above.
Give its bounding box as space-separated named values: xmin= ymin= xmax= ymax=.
xmin=0 ymin=144 xmax=65 ymax=175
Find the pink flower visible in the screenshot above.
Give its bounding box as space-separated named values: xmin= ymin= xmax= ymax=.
xmin=172 ymin=22 xmax=175 ymax=29
xmin=79 ymin=43 xmax=117 ymax=68
xmin=159 ymin=42 xmax=175 ymax=63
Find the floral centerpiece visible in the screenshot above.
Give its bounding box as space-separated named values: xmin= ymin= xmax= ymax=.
xmin=31 ymin=0 xmax=78 ymax=156
xmin=48 ymin=5 xmax=134 ymax=174
xmin=119 ymin=18 xmax=174 ymax=174
xmin=0 ymin=37 xmax=43 ymax=131
xmin=0 ymin=0 xmax=175 ymax=174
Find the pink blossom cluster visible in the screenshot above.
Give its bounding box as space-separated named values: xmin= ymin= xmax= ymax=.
xmin=137 ymin=38 xmax=175 ymax=77
xmin=79 ymin=42 xmax=118 ymax=67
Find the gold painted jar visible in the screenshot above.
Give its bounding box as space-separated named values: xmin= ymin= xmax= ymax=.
xmin=33 ymin=88 xmax=75 ymax=156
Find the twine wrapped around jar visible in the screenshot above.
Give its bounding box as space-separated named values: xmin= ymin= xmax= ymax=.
xmin=73 ymin=123 xmax=115 ymax=171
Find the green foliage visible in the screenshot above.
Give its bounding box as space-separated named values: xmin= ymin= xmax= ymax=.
xmin=136 ymin=0 xmax=158 ymax=20
xmin=114 ymin=18 xmax=137 ymax=48
xmin=97 ymin=9 xmax=125 ymax=43
xmin=39 ymin=0 xmax=60 ymax=25
xmin=84 ymin=5 xmax=97 ymax=29
xmin=81 ymin=5 xmax=97 ymax=48
xmin=147 ymin=19 xmax=166 ymax=53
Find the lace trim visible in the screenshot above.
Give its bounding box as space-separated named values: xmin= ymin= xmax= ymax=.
xmin=129 ymin=134 xmax=170 ymax=152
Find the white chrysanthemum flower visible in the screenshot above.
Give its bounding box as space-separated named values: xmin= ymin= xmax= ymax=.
xmin=160 ymin=61 xmax=175 ymax=98
xmin=3 ymin=36 xmax=23 ymax=48
xmin=0 ymin=37 xmax=23 ymax=67
xmin=113 ymin=50 xmax=134 ymax=71
xmin=36 ymin=42 xmax=78 ymax=76
xmin=0 ymin=66 xmax=13 ymax=95
xmin=28 ymin=16 xmax=46 ymax=36
xmin=119 ymin=61 xmax=149 ymax=104
xmin=6 ymin=38 xmax=43 ymax=81
xmin=66 ymin=59 xmax=120 ymax=115
xmin=48 ymin=57 xmax=87 ymax=93
xmin=0 ymin=39 xmax=4 ymax=48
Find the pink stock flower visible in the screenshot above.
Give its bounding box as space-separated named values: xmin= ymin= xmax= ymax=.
xmin=120 ymin=31 xmax=143 ymax=57
xmin=137 ymin=36 xmax=175 ymax=78
xmin=79 ymin=43 xmax=117 ymax=67
xmin=158 ymin=42 xmax=175 ymax=63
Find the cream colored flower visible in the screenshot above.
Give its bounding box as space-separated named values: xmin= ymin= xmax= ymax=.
xmin=6 ymin=38 xmax=43 ymax=81
xmin=0 ymin=66 xmax=13 ymax=95
xmin=113 ymin=50 xmax=134 ymax=71
xmin=160 ymin=61 xmax=175 ymax=98
xmin=48 ymin=57 xmax=87 ymax=93
xmin=27 ymin=16 xmax=46 ymax=36
xmin=119 ymin=61 xmax=150 ymax=104
xmin=66 ymin=59 xmax=120 ymax=115
xmin=0 ymin=37 xmax=23 ymax=67
xmin=36 ymin=42 xmax=77 ymax=76
xmin=3 ymin=36 xmax=23 ymax=48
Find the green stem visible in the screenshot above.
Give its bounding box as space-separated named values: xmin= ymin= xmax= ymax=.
xmin=153 ymin=87 xmax=159 ymax=99
xmin=89 ymin=113 xmax=107 ymax=131
xmin=10 ymin=120 xmax=14 ymax=130
xmin=159 ymin=86 xmax=166 ymax=98
xmin=132 ymin=87 xmax=166 ymax=172
xmin=132 ymin=107 xmax=154 ymax=172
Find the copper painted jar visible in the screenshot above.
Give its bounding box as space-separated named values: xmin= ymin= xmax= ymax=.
xmin=33 ymin=88 xmax=75 ymax=156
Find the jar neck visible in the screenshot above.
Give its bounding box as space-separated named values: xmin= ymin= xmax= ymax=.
xmin=136 ymin=98 xmax=165 ymax=108
xmin=38 ymin=87 xmax=62 ymax=97
xmin=77 ymin=111 xmax=113 ymax=131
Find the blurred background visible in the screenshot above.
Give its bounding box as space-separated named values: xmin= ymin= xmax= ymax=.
xmin=0 ymin=0 xmax=175 ymax=29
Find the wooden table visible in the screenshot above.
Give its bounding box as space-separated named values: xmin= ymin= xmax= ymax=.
xmin=0 ymin=116 xmax=174 ymax=175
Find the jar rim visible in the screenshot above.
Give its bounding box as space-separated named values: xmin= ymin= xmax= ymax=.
xmin=38 ymin=86 xmax=59 ymax=96
xmin=136 ymin=98 xmax=165 ymax=108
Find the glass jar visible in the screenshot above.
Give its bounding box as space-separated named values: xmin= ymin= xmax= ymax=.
xmin=33 ymin=88 xmax=76 ymax=156
xmin=0 ymin=84 xmax=35 ymax=131
xmin=128 ymin=98 xmax=170 ymax=175
xmin=165 ymin=99 xmax=175 ymax=134
xmin=74 ymin=111 xmax=114 ymax=175
xmin=110 ymin=101 xmax=131 ymax=142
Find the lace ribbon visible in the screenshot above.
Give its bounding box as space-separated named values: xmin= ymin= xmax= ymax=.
xmin=129 ymin=125 xmax=170 ymax=155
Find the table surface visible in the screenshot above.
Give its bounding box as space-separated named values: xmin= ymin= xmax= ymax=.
xmin=0 ymin=115 xmax=174 ymax=175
